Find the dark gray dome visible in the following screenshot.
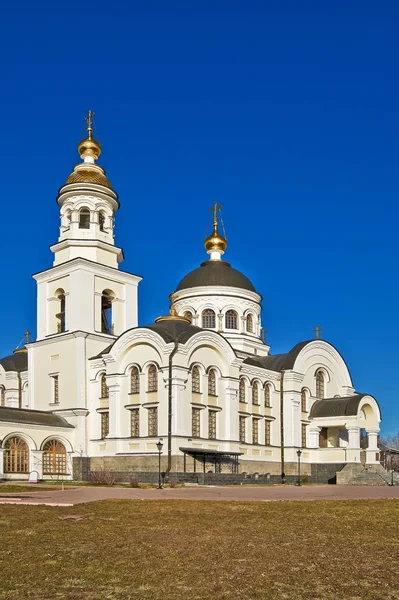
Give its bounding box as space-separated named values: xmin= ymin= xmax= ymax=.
xmin=175 ymin=260 xmax=256 ymax=293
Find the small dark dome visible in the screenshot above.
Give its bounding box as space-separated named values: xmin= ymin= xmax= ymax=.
xmin=175 ymin=260 xmax=256 ymax=292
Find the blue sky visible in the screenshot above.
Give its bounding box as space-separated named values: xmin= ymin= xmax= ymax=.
xmin=0 ymin=2 xmax=397 ymax=435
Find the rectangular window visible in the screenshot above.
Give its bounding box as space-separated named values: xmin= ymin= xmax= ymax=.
xmin=239 ymin=416 xmax=246 ymax=443
xmin=208 ymin=411 xmax=217 ymax=440
xmin=148 ymin=407 xmax=158 ymax=437
xmin=52 ymin=375 xmax=59 ymax=405
xmin=252 ymin=418 xmax=259 ymax=444
xmin=192 ymin=408 xmax=201 ymax=438
xmin=101 ymin=412 xmax=109 ymax=439
xmin=302 ymin=423 xmax=307 ymax=448
xmin=130 ymin=408 xmax=140 ymax=438
xmin=265 ymin=420 xmax=271 ymax=446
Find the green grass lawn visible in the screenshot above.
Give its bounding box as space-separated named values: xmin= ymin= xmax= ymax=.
xmin=0 ymin=499 xmax=398 ymax=600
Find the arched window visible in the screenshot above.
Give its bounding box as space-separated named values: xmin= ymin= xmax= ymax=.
xmin=184 ymin=311 xmax=193 ymax=324
xmin=239 ymin=378 xmax=246 ymax=403
xmin=208 ymin=369 xmax=217 ymax=396
xmin=252 ymin=381 xmax=259 ymax=405
xmin=101 ymin=291 xmax=113 ymax=334
xmin=99 ymin=211 xmax=106 ymax=232
xmin=264 ymin=384 xmax=271 ymax=408
xmin=55 ymin=289 xmax=66 ymax=333
xmin=202 ymin=309 xmax=216 ymax=329
xmin=79 ymin=207 xmax=90 ymax=229
xmin=100 ymin=374 xmax=108 ymax=399
xmin=246 ymin=314 xmax=253 ymax=333
xmin=225 ymin=310 xmax=238 ymax=329
xmin=316 ymin=371 xmax=325 ymax=399
xmin=3 ymin=436 xmax=29 ymax=473
xmin=0 ymin=386 xmax=5 ymax=407
xmin=43 ymin=439 xmax=67 ymax=475
xmin=148 ymin=365 xmax=158 ymax=392
xmin=192 ymin=366 xmax=200 ymax=393
xmin=301 ymin=388 xmax=307 ymax=412
xmin=130 ymin=367 xmax=140 ymax=394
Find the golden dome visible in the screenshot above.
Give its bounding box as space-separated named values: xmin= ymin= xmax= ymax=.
xmin=155 ymin=307 xmax=191 ymax=323
xmin=204 ymin=225 xmax=227 ymax=253
xmin=65 ymin=167 xmax=112 ymax=189
xmin=78 ymin=136 xmax=102 ymax=161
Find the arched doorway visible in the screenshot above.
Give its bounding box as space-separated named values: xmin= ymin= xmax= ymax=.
xmin=3 ymin=436 xmax=29 ymax=473
xmin=42 ymin=439 xmax=67 ymax=475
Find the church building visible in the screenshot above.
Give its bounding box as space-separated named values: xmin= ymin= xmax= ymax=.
xmin=0 ymin=115 xmax=382 ymax=482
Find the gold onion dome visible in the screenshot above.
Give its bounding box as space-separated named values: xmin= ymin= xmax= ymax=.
xmin=78 ymin=135 xmax=102 ymax=161
xmin=66 ymin=167 xmax=112 ymax=189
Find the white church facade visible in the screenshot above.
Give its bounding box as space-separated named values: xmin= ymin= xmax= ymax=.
xmin=0 ymin=116 xmax=382 ymax=482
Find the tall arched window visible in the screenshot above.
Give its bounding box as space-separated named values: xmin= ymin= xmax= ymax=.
xmin=301 ymin=388 xmax=307 ymax=412
xmin=239 ymin=378 xmax=246 ymax=403
xmin=55 ymin=289 xmax=66 ymax=333
xmin=208 ymin=369 xmax=217 ymax=396
xmin=79 ymin=207 xmax=90 ymax=229
xmin=100 ymin=374 xmax=108 ymax=398
xmin=184 ymin=311 xmax=193 ymax=324
xmin=252 ymin=381 xmax=259 ymax=405
xmin=130 ymin=367 xmax=140 ymax=394
xmin=316 ymin=371 xmax=325 ymax=399
xmin=246 ymin=314 xmax=253 ymax=333
xmin=3 ymin=437 xmax=29 ymax=473
xmin=43 ymin=439 xmax=67 ymax=475
xmin=0 ymin=386 xmax=5 ymax=407
xmin=148 ymin=365 xmax=158 ymax=392
xmin=101 ymin=291 xmax=113 ymax=334
xmin=225 ymin=310 xmax=238 ymax=329
xmin=99 ymin=211 xmax=106 ymax=232
xmin=264 ymin=384 xmax=271 ymax=408
xmin=202 ymin=309 xmax=216 ymax=329
xmin=192 ymin=366 xmax=200 ymax=393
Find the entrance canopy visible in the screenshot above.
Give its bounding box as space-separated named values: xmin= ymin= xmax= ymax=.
xmin=179 ymin=447 xmax=243 ymax=473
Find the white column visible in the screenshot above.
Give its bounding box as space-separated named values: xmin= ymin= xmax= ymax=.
xmin=365 ymin=428 xmax=380 ymax=464
xmin=308 ymin=426 xmax=321 ymax=448
xmin=346 ymin=425 xmax=360 ymax=463
xmin=108 ymin=383 xmax=121 ymax=438
xmin=6 ymin=388 xmax=19 ymax=408
xmin=226 ymin=386 xmax=238 ymax=442
xmin=217 ymin=313 xmax=223 ymax=332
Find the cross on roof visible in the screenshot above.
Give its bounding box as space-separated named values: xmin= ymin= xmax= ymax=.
xmin=313 ymin=325 xmax=322 ymax=339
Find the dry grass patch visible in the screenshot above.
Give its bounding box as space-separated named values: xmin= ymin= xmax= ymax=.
xmin=0 ymin=485 xmax=60 ymax=494
xmin=0 ymin=499 xmax=398 ymax=600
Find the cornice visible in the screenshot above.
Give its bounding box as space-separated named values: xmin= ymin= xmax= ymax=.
xmin=32 ymin=256 xmax=142 ymax=284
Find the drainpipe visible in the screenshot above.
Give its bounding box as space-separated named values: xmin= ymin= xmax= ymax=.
xmin=18 ymin=371 xmax=22 ymax=408
xmin=167 ymin=341 xmax=179 ymax=475
xmin=280 ymin=370 xmax=285 ymax=484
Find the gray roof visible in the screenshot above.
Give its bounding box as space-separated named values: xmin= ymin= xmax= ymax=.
xmin=243 ymin=341 xmax=312 ymax=372
xmin=175 ymin=260 xmax=257 ymax=293
xmin=0 ymin=406 xmax=74 ymax=428
xmin=0 ymin=352 xmax=28 ymax=373
xmin=309 ymin=394 xmax=370 ymax=418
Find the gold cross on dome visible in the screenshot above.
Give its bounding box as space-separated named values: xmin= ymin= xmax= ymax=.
xmin=313 ymin=325 xmax=322 ymax=339
xmin=25 ymin=330 xmax=31 ymax=344
xmin=209 ymin=201 xmax=222 ymax=226
xmin=85 ymin=110 xmax=95 ymax=137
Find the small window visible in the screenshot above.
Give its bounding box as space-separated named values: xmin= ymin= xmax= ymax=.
xmin=225 ymin=310 xmax=238 ymax=329
xmin=0 ymin=386 xmax=5 ymax=407
xmin=316 ymin=371 xmax=325 ymax=399
xmin=264 ymin=384 xmax=271 ymax=408
xmin=265 ymin=421 xmax=271 ymax=446
xmin=99 ymin=211 xmax=106 ymax=232
xmin=184 ymin=311 xmax=193 ymax=324
xmin=101 ymin=412 xmax=109 ymax=439
xmin=301 ymin=423 xmax=307 ymax=448
xmin=148 ymin=407 xmax=158 ymax=437
xmin=130 ymin=408 xmax=140 ymax=437
xmin=192 ymin=408 xmax=201 ymax=437
xmin=52 ymin=375 xmax=59 ymax=405
xmin=208 ymin=411 xmax=217 ymax=440
xmin=192 ymin=366 xmax=200 ymax=393
xmin=79 ymin=207 xmax=90 ymax=229
xmin=130 ymin=367 xmax=140 ymax=394
xmin=100 ymin=374 xmax=108 ymax=399
xmin=202 ymin=309 xmax=216 ymax=329
xmin=101 ymin=291 xmax=113 ymax=334
xmin=239 ymin=378 xmax=246 ymax=403
xmin=252 ymin=418 xmax=259 ymax=444
xmin=301 ymin=389 xmax=307 ymax=412
xmin=239 ymin=416 xmax=246 ymax=443
xmin=148 ymin=365 xmax=158 ymax=392
xmin=247 ymin=314 xmax=253 ymax=333
xmin=208 ymin=369 xmax=217 ymax=396
xmin=252 ymin=382 xmax=259 ymax=405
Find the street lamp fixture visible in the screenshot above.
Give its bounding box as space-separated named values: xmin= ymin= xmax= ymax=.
xmin=296 ymin=449 xmax=302 ymax=487
xmin=156 ymin=438 xmax=163 ymax=489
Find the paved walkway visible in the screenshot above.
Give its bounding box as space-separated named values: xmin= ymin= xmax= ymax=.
xmin=0 ymin=484 xmax=398 ymax=506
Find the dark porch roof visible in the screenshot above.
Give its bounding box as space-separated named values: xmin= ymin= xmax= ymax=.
xmin=0 ymin=406 xmax=74 ymax=429
xmin=309 ymin=394 xmax=368 ymax=419
xmin=179 ymin=447 xmax=243 ymax=456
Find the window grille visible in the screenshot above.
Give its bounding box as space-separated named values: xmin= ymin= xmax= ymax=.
xmin=101 ymin=374 xmax=109 ymax=398
xmin=316 ymin=371 xmax=325 ymax=399
xmin=225 ymin=310 xmax=238 ymax=329
xmin=130 ymin=367 xmax=140 ymax=394
xmin=43 ymin=439 xmax=67 ymax=475
xmin=192 ymin=408 xmax=201 ymax=437
xmin=3 ymin=437 xmax=29 ymax=473
xmin=239 ymin=378 xmax=246 ymax=403
xmin=202 ymin=309 xmax=216 ymax=328
xmin=252 ymin=382 xmax=259 ymax=405
xmin=101 ymin=412 xmax=109 ymax=439
xmin=192 ymin=366 xmax=200 ymax=393
xmin=302 ymin=423 xmax=307 ymax=448
xmin=301 ymin=389 xmax=307 ymax=412
xmin=148 ymin=365 xmax=158 ymax=392
xmin=208 ymin=411 xmax=217 ymax=440
xmin=148 ymin=407 xmax=158 ymax=437
xmin=265 ymin=421 xmax=271 ymax=446
xmin=79 ymin=207 xmax=90 ymax=229
xmin=246 ymin=314 xmax=253 ymax=332
xmin=52 ymin=375 xmax=59 ymax=404
xmin=252 ymin=418 xmax=259 ymax=444
xmin=264 ymin=384 xmax=271 ymax=408
xmin=131 ymin=409 xmax=140 ymax=437
xmin=239 ymin=416 xmax=246 ymax=443
xmin=208 ymin=369 xmax=217 ymax=396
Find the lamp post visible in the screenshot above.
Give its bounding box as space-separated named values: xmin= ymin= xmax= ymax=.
xmin=296 ymin=449 xmax=302 ymax=486
xmin=156 ymin=438 xmax=163 ymax=489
